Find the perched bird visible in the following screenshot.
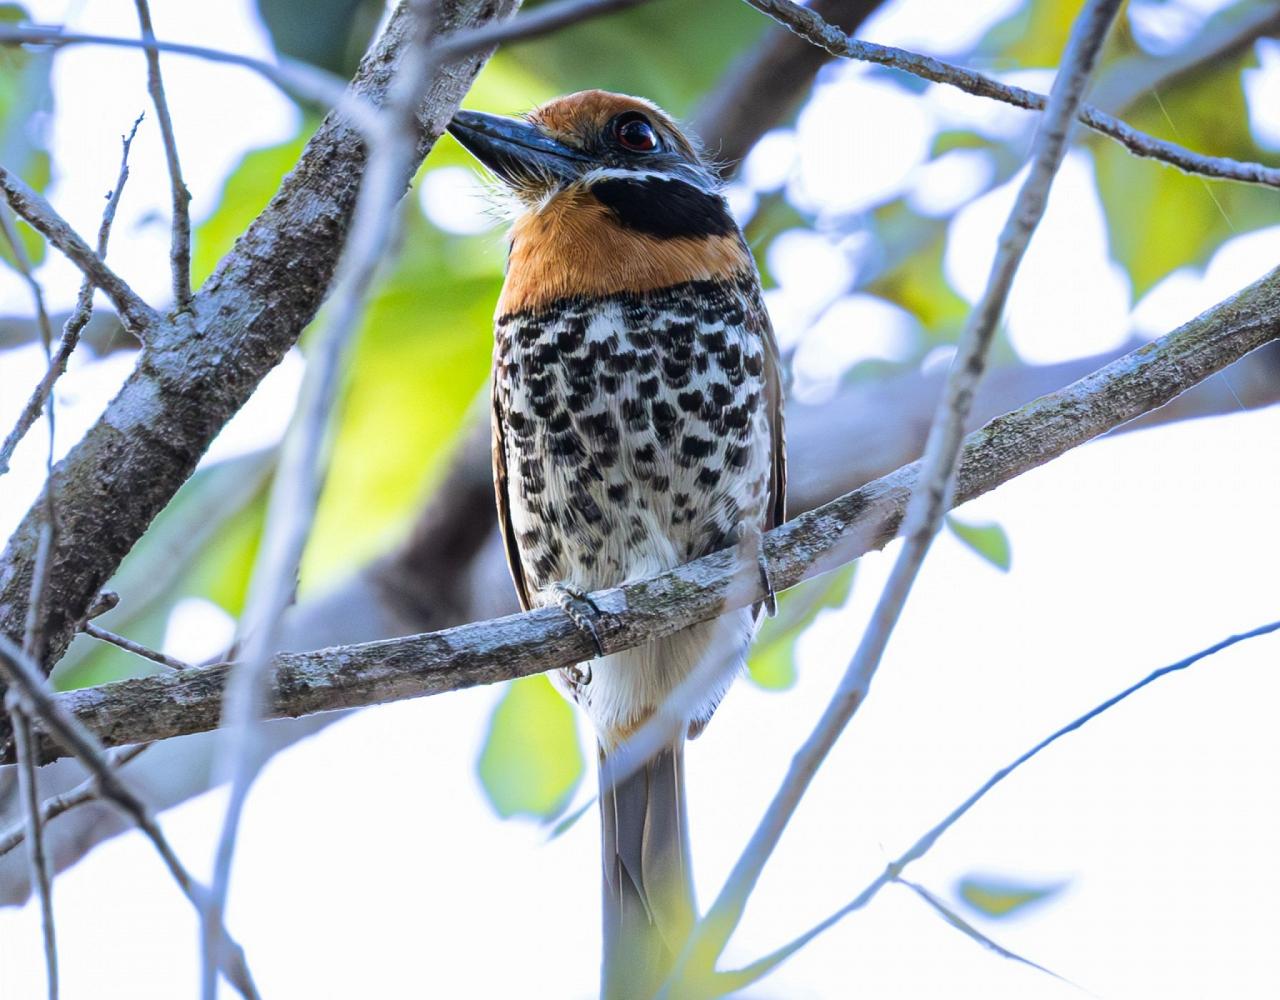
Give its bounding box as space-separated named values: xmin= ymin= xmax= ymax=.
xmin=448 ymin=91 xmax=785 ymax=997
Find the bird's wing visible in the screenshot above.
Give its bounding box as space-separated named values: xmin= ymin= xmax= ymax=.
xmin=762 ymin=312 xmax=787 ymax=532
xmin=492 ymin=381 xmax=534 ymax=613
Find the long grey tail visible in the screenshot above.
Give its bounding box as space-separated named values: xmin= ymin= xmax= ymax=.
xmin=599 ymin=741 xmax=696 ymax=1000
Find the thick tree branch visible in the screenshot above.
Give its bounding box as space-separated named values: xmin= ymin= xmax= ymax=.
xmin=742 ymin=0 xmax=1280 ymax=189
xmin=0 ymin=0 xmax=517 ymax=678
xmin=2 ymin=261 xmax=1275 ymax=765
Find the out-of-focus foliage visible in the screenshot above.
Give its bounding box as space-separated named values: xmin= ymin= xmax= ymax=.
xmin=477 ymin=674 xmax=584 ymax=820
xmin=946 ymin=516 xmax=1012 ymax=572
xmin=256 ymin=0 xmax=382 ymax=79
xmin=1093 ymin=49 xmax=1280 ymax=296
xmin=957 ymin=874 xmax=1068 ymax=919
xmin=749 ymin=563 xmax=856 ymax=690
xmin=0 ymin=3 xmax=51 ymax=271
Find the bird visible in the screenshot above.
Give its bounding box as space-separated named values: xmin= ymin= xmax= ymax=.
xmin=448 ymin=90 xmax=786 ymax=998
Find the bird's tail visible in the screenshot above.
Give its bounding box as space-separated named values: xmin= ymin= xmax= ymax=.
xmin=599 ymin=741 xmax=695 ymax=1000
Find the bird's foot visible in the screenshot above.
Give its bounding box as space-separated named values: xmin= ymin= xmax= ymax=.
xmin=737 ymin=523 xmax=778 ymax=617
xmin=550 ymin=582 xmax=606 ymax=658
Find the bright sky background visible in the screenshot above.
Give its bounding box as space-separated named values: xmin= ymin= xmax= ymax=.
xmin=2 ymin=0 xmax=1279 ymax=997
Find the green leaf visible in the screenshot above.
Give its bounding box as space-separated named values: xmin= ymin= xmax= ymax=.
xmin=0 ymin=3 xmax=53 ymax=273
xmin=946 ymin=516 xmax=1012 ymax=572
xmin=1092 ymin=51 xmax=1280 ymax=296
xmin=546 ymin=796 xmax=596 ymax=841
xmin=748 ymin=563 xmax=856 ymax=691
xmin=478 ymin=675 xmax=585 ymax=821
xmin=957 ymin=875 xmax=1067 ymax=919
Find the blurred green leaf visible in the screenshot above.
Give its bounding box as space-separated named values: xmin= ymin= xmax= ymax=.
xmin=502 ymin=0 xmax=766 ymax=118
xmin=749 ymin=563 xmax=856 ymax=691
xmin=1093 ymin=52 xmax=1280 ymax=296
xmin=546 ymin=795 xmax=596 ymax=841
xmin=478 ymin=675 xmax=585 ymax=820
xmin=957 ymin=875 xmax=1067 ymax=919
xmin=0 ymin=2 xmax=52 ymax=272
xmin=980 ymin=0 xmax=1134 ymax=69
xmin=946 ymin=515 xmax=1012 ymax=572
xmin=54 ymin=450 xmax=274 ymax=690
xmin=256 ymin=0 xmax=381 ymax=78
xmin=192 ymin=130 xmax=311 ymax=286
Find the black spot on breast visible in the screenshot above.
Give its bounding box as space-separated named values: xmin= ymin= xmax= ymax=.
xmin=681 ymin=434 xmax=714 ymax=460
xmin=697 ymin=465 xmax=721 ymax=488
xmin=590 ymin=177 xmax=735 ymax=240
xmin=638 ymin=376 xmax=660 ymax=399
xmin=677 ymin=390 xmax=703 ymax=413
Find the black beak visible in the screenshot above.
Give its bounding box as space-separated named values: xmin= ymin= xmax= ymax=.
xmin=447 ymin=110 xmax=590 ymax=188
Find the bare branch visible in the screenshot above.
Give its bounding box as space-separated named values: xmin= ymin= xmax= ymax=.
xmin=201 ymin=0 xmax=470 ymax=992
xmin=0 ymin=634 xmax=258 ymax=999
xmin=0 ymin=167 xmax=158 ymax=335
xmin=7 ymin=702 xmax=57 ymax=998
xmin=0 ymin=25 xmax=354 ymax=114
xmin=722 ymin=619 xmax=1280 ymax=992
xmin=0 ymin=116 xmax=140 ymax=478
xmin=742 ymin=0 xmax=1280 ymax=189
xmin=667 ymin=4 xmax=1123 ymax=987
xmin=82 ymin=623 xmax=190 ymax=671
xmin=433 ymin=0 xmax=654 ymax=60
xmin=0 ymin=745 xmax=149 ymax=860
xmin=132 ymin=1 xmax=192 ymax=311
xmin=895 ymin=878 xmax=1079 ymax=987
xmin=3 ymin=258 xmax=1275 ymax=765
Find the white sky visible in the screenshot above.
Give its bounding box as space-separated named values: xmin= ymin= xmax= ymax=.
xmin=2 ymin=0 xmax=1279 ymax=997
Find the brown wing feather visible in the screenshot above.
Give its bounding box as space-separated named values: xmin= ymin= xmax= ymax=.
xmin=762 ymin=314 xmax=787 ymax=532
xmin=492 ymin=384 xmax=534 ymax=613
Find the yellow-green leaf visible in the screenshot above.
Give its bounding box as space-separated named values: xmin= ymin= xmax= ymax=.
xmin=478 ymin=675 xmax=584 ymax=821
xmin=748 ymin=563 xmax=856 ymax=691
xmin=958 ymin=875 xmax=1067 ymax=919
xmin=946 ymin=515 xmax=1012 ymax=572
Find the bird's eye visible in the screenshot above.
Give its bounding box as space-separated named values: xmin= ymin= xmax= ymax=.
xmin=612 ymin=113 xmax=660 ymax=153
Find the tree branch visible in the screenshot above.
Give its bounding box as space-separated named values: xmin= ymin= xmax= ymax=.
xmin=0 ymin=115 xmax=139 ymax=477
xmin=2 ymin=259 xmax=1275 ymax=766
xmin=0 ymin=168 xmax=158 ymax=334
xmin=0 ymin=0 xmax=517 ymax=679
xmin=132 ymin=0 xmax=192 ymax=312
xmin=742 ymin=0 xmax=1280 ymax=189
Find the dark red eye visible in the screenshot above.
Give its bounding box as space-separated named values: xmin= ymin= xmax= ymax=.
xmin=613 ymin=113 xmax=659 ymax=153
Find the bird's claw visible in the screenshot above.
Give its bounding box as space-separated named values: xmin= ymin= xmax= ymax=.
xmin=551 ymin=582 xmax=606 ymax=658
xmin=737 ymin=523 xmax=778 ymax=617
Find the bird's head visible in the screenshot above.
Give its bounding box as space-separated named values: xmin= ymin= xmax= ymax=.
xmin=447 ymin=91 xmax=749 ymax=314
xmin=447 ymin=89 xmax=717 ymax=211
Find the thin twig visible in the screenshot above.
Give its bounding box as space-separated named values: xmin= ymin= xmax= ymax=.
xmin=200 ymin=1 xmax=451 ymax=995
xmin=0 ymin=744 xmax=150 ymax=859
xmin=0 ymin=115 xmax=140 ymax=478
xmin=82 ymin=623 xmax=191 ymax=672
xmin=2 ymin=190 xmax=62 ymax=998
xmin=721 ymin=619 xmax=1280 ymax=992
xmin=0 ymin=635 xmax=259 ymax=1000
xmin=664 ymin=4 xmax=1125 ymax=992
xmin=7 ymin=702 xmax=58 ymax=999
xmin=0 ymin=26 xmax=355 ymax=117
xmin=742 ymin=0 xmax=1280 ymax=190
xmin=433 ymin=0 xmax=653 ymax=61
xmin=895 ymin=878 xmax=1080 ymax=989
xmin=132 ymin=1 xmax=191 ymax=311
xmin=0 ymin=166 xmax=158 ymax=335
